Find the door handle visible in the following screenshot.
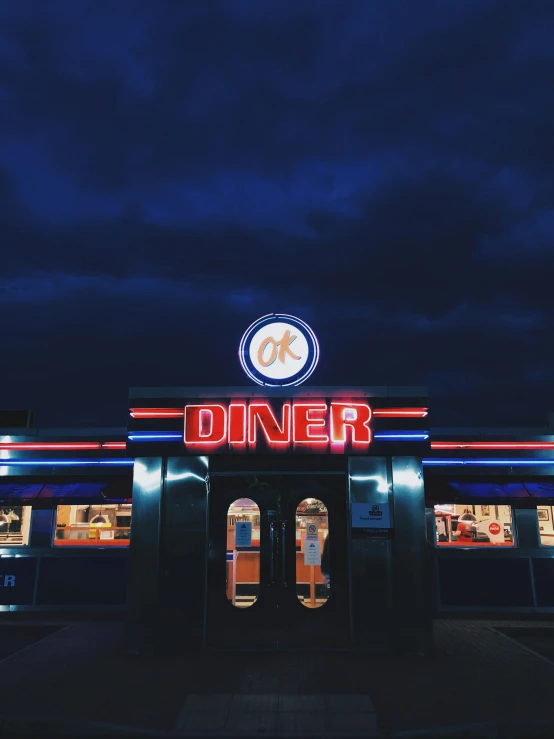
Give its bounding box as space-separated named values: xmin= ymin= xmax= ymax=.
xmin=269 ymin=522 xmax=276 ymax=587
xmin=281 ymin=521 xmax=287 ymax=588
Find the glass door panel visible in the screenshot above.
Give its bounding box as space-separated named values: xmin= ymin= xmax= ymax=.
xmin=207 ymin=473 xmax=349 ymax=651
xmin=295 ymin=498 xmax=329 ymax=609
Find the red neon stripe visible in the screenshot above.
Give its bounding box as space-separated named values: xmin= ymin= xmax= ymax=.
xmin=373 ymin=408 xmax=428 ymax=418
xmin=129 ymin=408 xmax=184 ymax=418
xmin=0 ymin=441 xmax=127 ymax=451
xmin=0 ymin=442 xmax=101 ymax=450
xmin=432 ymin=441 xmax=554 ymax=450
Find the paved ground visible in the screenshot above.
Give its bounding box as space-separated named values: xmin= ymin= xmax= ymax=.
xmin=1 ymin=618 xmax=554 ymax=736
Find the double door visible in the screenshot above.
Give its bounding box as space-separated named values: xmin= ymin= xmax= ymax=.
xmin=206 ymin=473 xmax=350 ymax=650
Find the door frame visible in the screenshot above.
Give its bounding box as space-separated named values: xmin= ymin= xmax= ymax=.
xmin=205 ymin=469 xmax=351 ymax=651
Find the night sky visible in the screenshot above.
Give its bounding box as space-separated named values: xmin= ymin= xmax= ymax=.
xmin=1 ymin=1 xmax=553 ymax=430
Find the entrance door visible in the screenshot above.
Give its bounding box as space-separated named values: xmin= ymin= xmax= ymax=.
xmin=206 ymin=473 xmax=350 ymax=650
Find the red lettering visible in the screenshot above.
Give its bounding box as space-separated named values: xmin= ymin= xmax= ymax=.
xmin=228 ymin=403 xmax=247 ymax=444
xmin=181 ymin=400 xmax=373 ymax=450
xmin=248 ymin=402 xmax=290 ymax=444
xmin=330 ymin=403 xmax=372 ymax=446
xmin=184 ymin=404 xmax=227 ymax=444
xmin=293 ymin=403 xmax=329 ymax=443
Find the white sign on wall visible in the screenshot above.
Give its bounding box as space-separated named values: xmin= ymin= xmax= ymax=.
xmin=235 ymin=521 xmax=252 ymax=547
xmin=304 ymin=540 xmax=321 ymax=565
xmin=306 ymin=523 xmax=318 ymax=539
xmin=239 ymin=313 xmax=319 ymax=387
xmin=351 ymin=502 xmax=392 ymax=529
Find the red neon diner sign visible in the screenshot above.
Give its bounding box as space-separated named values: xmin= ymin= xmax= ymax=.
xmin=183 ymin=400 xmax=372 ymax=452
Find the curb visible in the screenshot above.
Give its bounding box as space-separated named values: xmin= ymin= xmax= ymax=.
xmin=4 ymin=716 xmax=554 ymax=739
xmin=0 ymin=717 xmax=162 ymax=738
xmin=0 ymin=716 xmax=385 ymax=739
xmin=388 ymin=720 xmax=554 ymax=739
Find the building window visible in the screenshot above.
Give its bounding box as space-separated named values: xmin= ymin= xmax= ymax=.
xmin=54 ymin=504 xmax=132 ymax=546
xmin=0 ymin=506 xmax=31 ymax=546
xmin=434 ymin=503 xmax=514 ymax=547
xmin=537 ymin=506 xmax=554 ymax=547
xmin=226 ymin=498 xmax=260 ymax=608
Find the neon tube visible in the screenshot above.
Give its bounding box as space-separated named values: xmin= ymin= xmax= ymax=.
xmin=0 ymin=441 xmax=127 ymax=451
xmin=128 ymin=432 xmax=183 ymax=441
xmin=423 ymin=458 xmax=554 ymax=466
xmin=432 ymin=441 xmax=554 ymax=450
xmin=372 ymin=408 xmax=428 ymax=418
xmin=373 ymin=431 xmax=429 ymax=440
xmin=129 ymin=408 xmax=184 ymax=418
xmin=0 ymin=459 xmax=134 ymax=466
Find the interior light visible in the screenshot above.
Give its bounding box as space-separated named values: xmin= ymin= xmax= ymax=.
xmin=458 ymin=511 xmax=478 ymax=523
xmin=90 ymin=514 xmax=108 ymax=525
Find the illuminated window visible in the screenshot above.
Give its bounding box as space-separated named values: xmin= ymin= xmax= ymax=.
xmin=54 ymin=504 xmax=132 ymax=546
xmin=434 ymin=504 xmax=514 ymax=547
xmin=0 ymin=506 xmax=31 ymax=546
xmin=295 ymin=498 xmax=329 ymax=608
xmin=537 ymin=506 xmax=554 ymax=547
xmin=226 ymin=498 xmax=260 ymax=608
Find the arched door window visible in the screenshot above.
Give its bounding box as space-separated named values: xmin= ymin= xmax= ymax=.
xmin=295 ymin=498 xmax=329 ymax=608
xmin=226 ymin=498 xmax=260 ymax=607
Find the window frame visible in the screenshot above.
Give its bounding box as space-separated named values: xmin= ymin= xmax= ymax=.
xmin=52 ymin=503 xmax=132 ymax=548
xmin=432 ymin=502 xmax=517 ymax=548
xmin=537 ymin=505 xmax=554 ymax=548
xmin=0 ymin=504 xmax=32 ymax=548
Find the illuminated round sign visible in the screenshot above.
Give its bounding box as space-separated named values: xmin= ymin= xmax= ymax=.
xmin=239 ymin=314 xmax=319 ymax=387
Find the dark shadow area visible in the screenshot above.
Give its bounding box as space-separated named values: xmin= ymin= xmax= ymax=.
xmin=495 ymin=625 xmax=554 ymax=663
xmin=0 ymin=624 xmax=63 ymax=660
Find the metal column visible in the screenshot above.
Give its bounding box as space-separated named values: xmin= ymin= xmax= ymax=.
xmin=391 ymin=456 xmax=432 ymax=656
xmin=125 ymin=457 xmax=163 ymax=655
xmin=348 ymin=456 xmax=392 ymax=652
xmin=157 ymin=456 xmax=209 ymax=652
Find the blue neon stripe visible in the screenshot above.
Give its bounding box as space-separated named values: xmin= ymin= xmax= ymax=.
xmin=423 ymin=458 xmax=554 ymax=467
xmin=374 ymin=431 xmax=429 ymax=441
xmin=128 ymin=432 xmax=183 ymax=441
xmin=0 ymin=459 xmax=134 ymax=467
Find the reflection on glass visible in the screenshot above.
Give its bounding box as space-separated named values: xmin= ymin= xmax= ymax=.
xmin=295 ymin=497 xmax=329 ymax=608
xmin=0 ymin=506 xmax=31 ymax=546
xmin=54 ymin=504 xmax=132 ymax=546
xmin=537 ymin=506 xmax=554 ymax=547
xmin=434 ymin=503 xmax=514 ymax=547
xmin=227 ymin=498 xmax=260 ymax=608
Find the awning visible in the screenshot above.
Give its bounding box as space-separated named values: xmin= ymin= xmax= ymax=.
xmin=0 ymin=478 xmax=132 ymax=503
xmin=426 ymin=479 xmax=554 ymax=501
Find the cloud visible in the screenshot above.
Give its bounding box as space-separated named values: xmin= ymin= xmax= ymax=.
xmin=0 ymin=0 xmax=553 ymax=426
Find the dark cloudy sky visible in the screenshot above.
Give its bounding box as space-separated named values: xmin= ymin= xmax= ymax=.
xmin=1 ymin=0 xmax=553 ymax=429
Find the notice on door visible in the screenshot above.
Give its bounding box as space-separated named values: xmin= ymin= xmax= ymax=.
xmin=304 ymin=540 xmax=321 ymax=565
xmin=306 ymin=523 xmax=318 ymax=540
xmin=235 ymin=521 xmax=252 ymax=547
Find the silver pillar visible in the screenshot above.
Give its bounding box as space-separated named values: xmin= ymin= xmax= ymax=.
xmin=125 ymin=457 xmax=163 ymax=655
xmin=348 ymin=457 xmax=392 ymax=652
xmin=391 ymin=456 xmax=432 ymax=656
xmin=158 ymin=456 xmax=209 ymax=652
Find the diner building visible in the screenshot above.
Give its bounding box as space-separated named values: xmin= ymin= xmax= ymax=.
xmin=0 ymin=316 xmax=553 ymax=656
